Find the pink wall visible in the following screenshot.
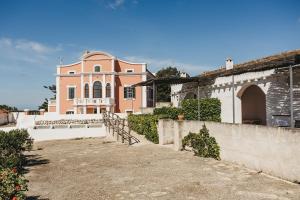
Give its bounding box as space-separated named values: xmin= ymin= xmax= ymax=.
xmin=52 ymin=52 xmax=148 ymax=114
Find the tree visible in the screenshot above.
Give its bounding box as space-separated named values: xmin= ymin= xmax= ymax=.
xmin=38 ymin=85 xmax=56 ymax=111
xmin=0 ymin=105 xmax=18 ymax=112
xmin=155 ymin=67 xmax=180 ymax=102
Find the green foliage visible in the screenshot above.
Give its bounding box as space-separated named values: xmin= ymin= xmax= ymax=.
xmin=39 ymin=84 xmax=56 ymax=111
xmin=182 ymin=124 xmax=220 ymax=160
xmin=0 ymin=129 xmax=32 ymax=199
xmin=181 ymin=98 xmax=221 ymax=121
xmin=128 ymin=114 xmax=159 ymax=144
xmin=0 ymin=129 xmax=33 ymax=170
xmin=156 ymin=67 xmax=180 ymax=102
xmin=0 ymin=105 xmax=18 ymax=112
xmin=153 ymin=107 xmax=183 ymax=120
xmin=0 ymin=168 xmax=28 ymax=200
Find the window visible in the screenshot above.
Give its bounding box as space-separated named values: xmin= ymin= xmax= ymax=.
xmin=94 ymin=65 xmax=101 ymax=72
xmin=124 ymin=86 xmax=135 ymax=99
xmin=68 ymin=87 xmax=75 ymax=99
xmin=66 ymin=111 xmax=74 ymax=114
xmin=93 ymin=81 xmax=102 ymax=98
xmin=106 ymin=83 xmax=111 ymax=98
xmin=84 ymin=83 xmax=89 ymax=98
xmin=126 ymin=69 xmax=134 ymax=73
xmin=68 ymin=71 xmax=75 ymax=75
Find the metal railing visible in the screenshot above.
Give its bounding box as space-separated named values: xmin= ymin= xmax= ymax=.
xmin=102 ymin=111 xmax=140 ymax=145
xmin=73 ymin=98 xmax=114 ymax=106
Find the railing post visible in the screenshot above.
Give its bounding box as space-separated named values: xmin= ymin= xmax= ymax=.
xmin=128 ymin=125 xmax=132 ymax=145
xmin=116 ymin=119 xmax=120 ymax=141
xmin=121 ymin=119 xmax=125 ymax=143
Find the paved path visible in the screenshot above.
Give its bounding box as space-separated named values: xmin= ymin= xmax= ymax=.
xmin=25 ymin=137 xmax=300 ymax=200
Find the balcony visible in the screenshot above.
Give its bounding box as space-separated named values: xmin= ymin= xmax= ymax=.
xmin=73 ymin=98 xmax=114 ymax=106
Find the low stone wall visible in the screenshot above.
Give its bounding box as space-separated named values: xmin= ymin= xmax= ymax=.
xmin=158 ymin=119 xmax=300 ymax=182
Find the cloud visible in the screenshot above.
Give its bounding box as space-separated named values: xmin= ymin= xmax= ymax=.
xmin=0 ymin=37 xmax=61 ymax=64
xmin=108 ymin=0 xmax=125 ymax=9
xmin=124 ymin=55 xmax=208 ymax=75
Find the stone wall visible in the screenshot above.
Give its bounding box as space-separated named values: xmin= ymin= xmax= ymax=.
xmin=158 ymin=119 xmax=300 ymax=182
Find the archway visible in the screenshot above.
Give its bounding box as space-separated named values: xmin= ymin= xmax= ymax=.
xmin=240 ymin=85 xmax=266 ymax=125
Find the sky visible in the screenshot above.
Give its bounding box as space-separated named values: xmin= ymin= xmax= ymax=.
xmin=0 ymin=0 xmax=299 ymax=109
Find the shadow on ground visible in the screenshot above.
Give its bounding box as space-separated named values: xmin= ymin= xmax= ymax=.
xmin=23 ymin=154 xmax=50 ymax=174
xmin=26 ymin=196 xmax=49 ymax=200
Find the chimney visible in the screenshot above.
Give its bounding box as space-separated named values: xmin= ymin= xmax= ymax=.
xmin=226 ymin=58 xmax=233 ymax=70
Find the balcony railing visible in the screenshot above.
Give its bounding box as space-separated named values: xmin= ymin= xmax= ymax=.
xmin=73 ymin=98 xmax=114 ymax=106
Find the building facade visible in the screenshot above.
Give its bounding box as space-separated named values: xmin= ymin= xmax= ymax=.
xmin=171 ymin=50 xmax=300 ymax=127
xmin=48 ymin=51 xmax=154 ymax=114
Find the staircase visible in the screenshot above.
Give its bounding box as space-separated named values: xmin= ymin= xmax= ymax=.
xmin=102 ymin=111 xmax=140 ymax=145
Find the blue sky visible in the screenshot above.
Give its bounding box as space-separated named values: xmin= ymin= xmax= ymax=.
xmin=0 ymin=0 xmax=299 ymax=109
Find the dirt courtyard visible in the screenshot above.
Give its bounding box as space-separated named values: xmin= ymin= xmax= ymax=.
xmin=25 ymin=137 xmax=300 ymax=200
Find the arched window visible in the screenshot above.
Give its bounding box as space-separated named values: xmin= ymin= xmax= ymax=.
xmin=84 ymin=83 xmax=89 ymax=98
xmin=94 ymin=65 xmax=101 ymax=72
xmin=93 ymin=81 xmax=102 ymax=98
xmin=106 ymin=83 xmax=111 ymax=98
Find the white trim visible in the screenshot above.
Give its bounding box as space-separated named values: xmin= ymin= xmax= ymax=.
xmin=89 ymin=74 xmax=93 ymax=98
xmin=118 ymin=58 xmax=146 ymax=65
xmin=56 ymin=76 xmax=60 ymax=114
xmin=102 ymin=74 xmax=106 ymax=98
xmin=59 ymin=61 xmax=82 ymax=68
xmin=93 ymin=65 xmax=102 ymax=72
xmin=142 ymin=64 xmax=147 ymax=108
xmin=80 ymin=74 xmax=83 ymax=98
xmin=82 ymin=51 xmax=115 ymax=60
xmin=125 ymin=68 xmax=134 ymax=73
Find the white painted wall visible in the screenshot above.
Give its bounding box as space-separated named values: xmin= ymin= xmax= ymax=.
xmin=158 ymin=119 xmax=300 ymax=182
xmin=172 ymin=69 xmax=299 ymax=126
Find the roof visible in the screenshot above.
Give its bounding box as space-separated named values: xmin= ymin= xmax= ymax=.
xmin=134 ymin=49 xmax=300 ymax=87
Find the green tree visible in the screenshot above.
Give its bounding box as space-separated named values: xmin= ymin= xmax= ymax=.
xmin=38 ymin=85 xmax=56 ymax=111
xmin=156 ymin=67 xmax=180 ymax=102
xmin=0 ymin=105 xmax=18 ymax=112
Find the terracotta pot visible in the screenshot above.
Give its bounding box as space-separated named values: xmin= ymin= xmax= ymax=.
xmin=178 ymin=114 xmax=184 ymax=121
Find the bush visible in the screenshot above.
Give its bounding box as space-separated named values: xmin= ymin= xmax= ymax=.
xmin=0 ymin=129 xmax=33 ymax=170
xmin=182 ymin=124 xmax=220 ymax=160
xmin=0 ymin=129 xmax=32 ymax=200
xmin=153 ymin=107 xmax=183 ymax=120
xmin=0 ymin=168 xmax=28 ymax=200
xmin=181 ymin=98 xmax=221 ymax=121
xmin=128 ymin=114 xmax=159 ymax=144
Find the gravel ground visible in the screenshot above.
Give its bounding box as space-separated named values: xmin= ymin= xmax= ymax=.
xmin=25 ymin=137 xmax=300 ymax=200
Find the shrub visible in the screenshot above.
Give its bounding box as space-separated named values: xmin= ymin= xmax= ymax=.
xmin=182 ymin=124 xmax=220 ymax=160
xmin=181 ymin=98 xmax=221 ymax=121
xmin=0 ymin=129 xmax=33 ymax=170
xmin=128 ymin=114 xmax=159 ymax=144
xmin=0 ymin=168 xmax=28 ymax=200
xmin=153 ymin=107 xmax=183 ymax=120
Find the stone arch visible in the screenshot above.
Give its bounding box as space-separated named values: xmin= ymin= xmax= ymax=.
xmin=238 ymin=84 xmax=266 ymax=125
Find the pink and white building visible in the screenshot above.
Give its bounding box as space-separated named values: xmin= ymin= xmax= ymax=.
xmin=48 ymin=51 xmax=154 ymax=114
